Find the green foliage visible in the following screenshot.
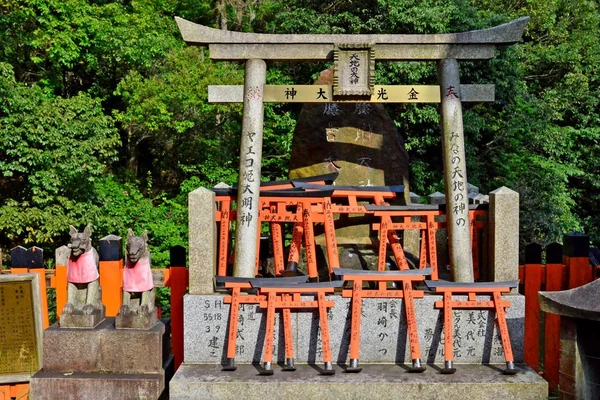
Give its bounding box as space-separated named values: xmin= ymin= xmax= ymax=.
xmin=0 ymin=62 xmax=119 ymax=244
xmin=1 ymin=0 xmax=600 ymax=262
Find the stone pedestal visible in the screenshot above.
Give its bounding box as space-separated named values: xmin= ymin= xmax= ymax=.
xmin=171 ymin=363 xmax=547 ymax=400
xmin=59 ymin=305 xmax=106 ymax=329
xmin=30 ymin=318 xmax=173 ymax=400
xmin=181 ymin=293 xmax=525 ymax=365
xmin=116 ymin=310 xmax=159 ymax=330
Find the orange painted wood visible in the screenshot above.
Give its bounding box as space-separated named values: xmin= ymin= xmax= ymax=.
xmin=524 ymin=263 xmax=542 ymax=370
xmin=493 ymin=291 xmax=514 ymax=363
xmin=55 ymin=264 xmax=68 ymax=319
xmin=402 ymin=281 xmax=421 ymax=360
xmin=443 ymin=292 xmax=453 ymax=362
xmin=287 ymin=222 xmax=303 ymax=266
xmin=170 ymin=266 xmax=188 ymax=371
xmin=426 ymin=214 xmax=439 ymax=280
xmin=100 ymin=259 xmax=123 ymax=317
xmin=226 ymin=287 xmax=241 ymax=359
xmin=0 ymin=383 xmax=28 ymax=400
xmin=270 ymin=222 xmax=284 ymax=275
xmin=567 ymin=256 xmax=592 ymax=289
xmin=263 ymin=292 xmax=277 ymax=364
xmin=217 ymin=199 xmax=231 ymax=276
xmin=283 ymin=294 xmax=294 ymax=359
xmin=302 ymin=202 xmax=318 ymax=280
xmin=349 ymin=280 xmax=363 ymax=360
xmin=419 ymin=230 xmax=427 ymax=269
xmin=544 ymin=262 xmax=563 ymax=391
xmin=323 ymin=198 xmax=340 ymax=273
xmin=317 ymin=291 xmax=333 ymax=363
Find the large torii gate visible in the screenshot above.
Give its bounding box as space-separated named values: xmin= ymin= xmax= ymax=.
xmin=176 ymin=17 xmax=528 ymax=282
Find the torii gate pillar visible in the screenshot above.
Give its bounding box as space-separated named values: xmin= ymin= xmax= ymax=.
xmin=233 ymin=59 xmax=267 ymax=278
xmin=438 ymin=59 xmax=473 ymax=282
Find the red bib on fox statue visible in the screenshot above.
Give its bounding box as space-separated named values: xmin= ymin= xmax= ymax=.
xmin=123 ymin=258 xmax=153 ymax=292
xmin=67 ymin=249 xmax=100 ymax=283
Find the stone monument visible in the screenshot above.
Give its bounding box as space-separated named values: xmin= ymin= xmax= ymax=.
xmin=60 ymin=225 xmax=105 ymax=328
xmin=169 ymin=16 xmax=549 ymax=400
xmin=116 ymin=229 xmax=158 ymax=330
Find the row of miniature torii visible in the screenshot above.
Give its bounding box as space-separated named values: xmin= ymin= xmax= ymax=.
xmin=216 ymin=270 xmax=519 ymax=375
xmin=213 ymin=173 xmax=486 ymax=282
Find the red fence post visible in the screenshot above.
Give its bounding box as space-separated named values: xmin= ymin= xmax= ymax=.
xmin=169 ymin=245 xmax=188 ymax=371
xmin=564 ymin=233 xmax=591 ymax=289
xmin=543 ymin=242 xmax=564 ymax=393
xmin=99 ymin=234 xmax=123 ymax=317
xmin=523 ymin=243 xmax=542 ymax=371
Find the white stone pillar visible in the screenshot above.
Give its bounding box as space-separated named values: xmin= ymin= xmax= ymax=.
xmin=488 ymin=186 xmax=519 ymax=283
xmin=188 ymin=187 xmax=217 ymax=294
xmin=233 ymin=59 xmax=267 ymax=277
xmin=438 ymin=59 xmax=474 ymax=282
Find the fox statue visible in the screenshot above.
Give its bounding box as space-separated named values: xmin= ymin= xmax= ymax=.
xmin=116 ymin=229 xmax=157 ymax=329
xmin=60 ymin=225 xmax=104 ymax=328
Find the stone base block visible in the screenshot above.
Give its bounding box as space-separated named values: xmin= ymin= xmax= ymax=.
xmin=30 ymin=354 xmax=174 ymax=400
xmin=59 ymin=306 xmax=105 ymax=328
xmin=169 ymin=363 xmax=547 ymax=400
xmin=184 ymin=294 xmax=524 ymax=364
xmin=43 ymin=318 xmax=168 ymax=374
xmin=116 ymin=310 xmax=159 ymax=330
xmin=30 ymin=371 xmax=164 ymax=400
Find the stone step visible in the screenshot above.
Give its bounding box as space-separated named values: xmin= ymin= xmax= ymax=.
xmin=30 ymin=354 xmax=175 ymax=400
xmin=170 ymin=363 xmax=547 ymax=400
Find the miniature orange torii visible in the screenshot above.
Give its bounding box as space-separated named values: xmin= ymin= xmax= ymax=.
xmin=425 ymin=280 xmax=519 ymax=375
xmin=250 ymin=280 xmax=344 ymax=375
xmin=335 ymin=268 xmax=433 ymax=373
xmin=216 ymin=275 xmax=308 ymax=372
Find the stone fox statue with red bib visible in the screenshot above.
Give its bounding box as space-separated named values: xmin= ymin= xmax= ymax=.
xmin=119 ymin=229 xmax=156 ymax=318
xmin=62 ymin=225 xmax=103 ymax=317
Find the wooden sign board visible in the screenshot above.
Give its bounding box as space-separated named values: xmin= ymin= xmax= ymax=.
xmin=0 ymin=274 xmax=43 ymax=384
xmin=208 ymin=84 xmax=495 ymax=104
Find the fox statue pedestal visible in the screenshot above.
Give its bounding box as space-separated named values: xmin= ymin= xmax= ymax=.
xmin=30 ymin=318 xmax=174 ymax=400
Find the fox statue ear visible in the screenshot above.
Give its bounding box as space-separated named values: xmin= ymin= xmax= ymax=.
xmin=127 ymin=228 xmax=135 ymax=238
xmin=83 ymin=224 xmax=92 ymax=237
xmin=69 ymin=225 xmax=77 ymax=236
xmin=142 ymin=230 xmax=149 ymax=242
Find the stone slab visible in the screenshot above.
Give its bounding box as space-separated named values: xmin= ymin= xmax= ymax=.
xmin=115 ymin=310 xmax=159 ymax=330
xmin=169 ymin=363 xmax=547 ymax=400
xmin=183 ymin=293 xmax=524 ymax=364
xmin=43 ymin=318 xmax=166 ymax=374
xmin=29 ymin=371 xmax=165 ymax=400
xmin=59 ymin=306 xmax=105 ymax=329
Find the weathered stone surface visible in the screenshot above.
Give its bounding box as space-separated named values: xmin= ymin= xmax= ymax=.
xmin=488 ymin=186 xmax=519 ymax=284
xmin=233 ymin=59 xmax=266 ymax=278
xmin=170 ymin=363 xmax=546 ymax=400
xmin=183 ymin=293 xmax=524 ymax=364
xmin=30 ymin=371 xmax=166 ymax=400
xmin=59 ymin=306 xmax=105 ymax=329
xmin=557 ymin=318 xmax=600 ymax=400
xmin=188 ymin=187 xmax=217 ymax=294
xmin=438 ymin=58 xmax=473 ymax=283
xmin=115 ymin=311 xmax=159 ymax=330
xmin=42 ymin=318 xmax=166 ymax=374
xmin=176 ymin=17 xmax=530 ymax=46
xmin=429 ymin=192 xmax=445 ymax=205
xmin=539 ymin=278 xmax=600 ymax=321
xmin=289 ymin=68 xmax=409 ymax=244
